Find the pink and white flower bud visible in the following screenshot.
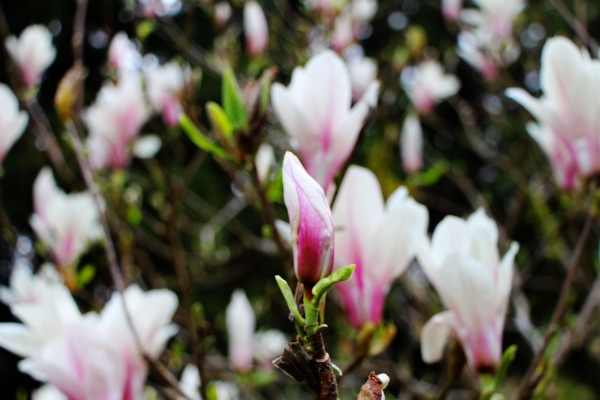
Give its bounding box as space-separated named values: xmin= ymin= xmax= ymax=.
xmin=331 ymin=13 xmax=354 ymax=53
xmin=506 ymin=36 xmax=600 ymax=190
xmin=215 ymin=2 xmax=233 ymax=28
xmin=0 ymin=83 xmax=28 ymax=165
xmin=146 ymin=61 xmax=186 ymax=127
xmin=272 ymin=51 xmax=369 ymax=192
xmin=5 ymin=25 xmax=56 ymax=87
xmin=401 ymin=114 xmax=423 ymax=174
xmin=226 ymin=289 xmax=256 ymax=372
xmin=107 ymin=32 xmax=142 ymax=72
xmin=283 ymin=152 xmax=335 ymax=288
xmin=333 ymin=166 xmax=428 ymax=329
xmin=29 ymin=168 xmax=103 ymax=269
xmin=84 ymin=74 xmax=151 ymax=169
xmin=442 ymin=0 xmax=462 ymax=21
xmin=417 ymin=209 xmax=519 ymax=373
xmin=402 ymin=60 xmax=460 ymax=115
xmin=244 ymin=1 xmax=268 ymax=57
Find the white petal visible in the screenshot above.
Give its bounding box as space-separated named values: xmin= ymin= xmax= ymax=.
xmin=0 ymin=323 xmax=44 ymax=357
xmin=421 ymin=311 xmax=455 ymax=363
xmin=133 ymin=135 xmax=162 ymax=159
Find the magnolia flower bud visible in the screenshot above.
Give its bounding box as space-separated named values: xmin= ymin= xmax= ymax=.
xmin=215 ymin=2 xmax=233 ymax=28
xmin=0 ymin=83 xmax=28 ymax=165
xmin=283 ymin=152 xmax=334 ymax=288
xmin=5 ymin=25 xmax=56 ymax=87
xmin=442 ymin=0 xmax=461 ymax=21
xmin=244 ymin=1 xmax=268 ymax=57
xmin=400 ymin=114 xmax=423 ymax=174
xmin=226 ymin=289 xmax=256 ymax=371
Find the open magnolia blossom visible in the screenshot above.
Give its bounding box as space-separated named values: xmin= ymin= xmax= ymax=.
xmin=29 ymin=168 xmax=102 ymax=270
xmin=349 ymin=56 xmax=380 ymax=107
xmin=333 ymin=166 xmax=428 ymax=329
xmin=401 ymin=113 xmax=423 ymax=174
xmin=272 ymin=51 xmax=369 ymax=192
xmin=417 ymin=209 xmax=519 ymax=372
xmin=402 ymin=60 xmax=460 ymax=115
xmin=244 ymin=1 xmax=268 ymax=57
xmin=0 ymin=263 xmax=81 ymax=375
xmin=0 ymin=83 xmax=28 ymax=165
xmin=5 ymin=24 xmax=56 ymax=87
xmin=283 ymin=152 xmax=335 ymax=288
xmin=107 ymin=32 xmax=142 ymax=72
xmin=226 ymin=289 xmax=256 ymax=372
xmin=460 ymin=0 xmax=524 ymax=41
xmin=84 ymin=73 xmax=151 ymax=169
xmin=506 ymin=37 xmax=600 ymax=190
xmin=146 ymin=61 xmax=187 ymax=127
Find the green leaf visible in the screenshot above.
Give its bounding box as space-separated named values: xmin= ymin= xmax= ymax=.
xmin=179 ymin=114 xmax=232 ymax=160
xmin=222 ymin=68 xmax=249 ymax=132
xmin=126 ymin=205 xmax=142 ymax=226
xmin=259 ymin=74 xmax=270 ymax=116
xmin=77 ymin=264 xmax=96 ymax=288
xmin=311 ymin=265 xmax=356 ymax=306
xmin=136 ymin=20 xmax=156 ymax=40
xmin=275 ymin=276 xmax=306 ymax=325
xmin=492 ymin=345 xmax=517 ymax=391
xmin=206 ymin=101 xmax=234 ymax=143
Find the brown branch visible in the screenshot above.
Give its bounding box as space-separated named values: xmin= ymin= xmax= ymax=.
xmin=513 ymin=209 xmax=596 ymax=400
xmin=308 ymin=332 xmax=339 ymax=400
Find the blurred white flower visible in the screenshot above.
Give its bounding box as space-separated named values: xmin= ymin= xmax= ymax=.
xmin=255 ymin=143 xmax=275 ymax=183
xmin=146 ymin=61 xmax=186 ymax=127
xmin=139 ymin=0 xmax=183 ymax=18
xmin=244 ymin=1 xmax=269 ymax=57
xmin=401 ymin=114 xmax=423 ymax=174
xmin=29 ymin=168 xmax=102 ymax=271
xmin=0 ymin=83 xmax=28 ymax=165
xmin=215 ymin=2 xmax=233 ymax=27
xmin=226 ymin=289 xmax=255 ymax=371
xmin=133 ymin=135 xmax=162 ymax=159
xmin=107 ymin=32 xmax=142 ymax=72
xmin=178 ymin=364 xmax=201 ymax=400
xmin=84 ymin=74 xmax=151 ymax=169
xmin=5 ymin=25 xmax=56 ymax=87
xmin=211 ymin=381 xmax=240 ymax=400
xmin=402 ymin=61 xmax=460 ymax=115
xmin=253 ymin=329 xmax=287 ymax=363
xmin=351 ymin=0 xmax=377 ymax=22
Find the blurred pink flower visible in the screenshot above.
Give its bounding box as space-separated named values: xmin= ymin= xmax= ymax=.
xmin=215 ymin=2 xmax=233 ymax=28
xmin=283 ymin=152 xmax=335 ymax=288
xmin=107 ymin=32 xmax=142 ymax=72
xmin=417 ymin=209 xmax=519 ymax=372
xmin=5 ymin=25 xmax=56 ymax=87
xmin=226 ymin=289 xmax=255 ymax=372
xmin=244 ymin=2 xmax=268 ymax=57
xmin=29 ymin=168 xmax=102 ymax=269
xmin=333 ymin=166 xmax=428 ymax=329
xmin=506 ymin=37 xmax=600 ymax=190
xmin=272 ymin=51 xmax=369 ymax=192
xmin=349 ymin=56 xmax=380 ymax=107
xmin=442 ymin=0 xmax=462 ymax=21
xmin=0 ymin=83 xmax=28 ymax=165
xmin=146 ymin=61 xmax=186 ymax=127
xmin=401 ymin=114 xmax=423 ymax=174
xmin=402 ymin=60 xmax=460 ymax=115
xmin=84 ymin=74 xmax=151 ymax=169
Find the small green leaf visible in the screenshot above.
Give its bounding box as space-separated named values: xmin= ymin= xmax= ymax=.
xmin=311 ymin=265 xmax=356 ymax=305
xmin=222 ymin=68 xmax=249 ymax=132
xmin=206 ymin=102 xmax=234 ymax=143
xmin=77 ymin=264 xmax=96 ymax=288
xmin=492 ymin=345 xmax=517 ymax=391
xmin=136 ymin=20 xmax=156 ymax=40
xmin=275 ymin=276 xmax=306 ymax=325
xmin=126 ymin=205 xmax=142 ymax=226
xmin=259 ymin=75 xmax=270 ymax=116
xmin=331 ymin=363 xmax=343 ymax=376
xmin=180 ymin=114 xmax=232 ymax=160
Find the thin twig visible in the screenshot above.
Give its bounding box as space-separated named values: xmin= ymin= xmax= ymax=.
xmin=548 ymin=0 xmax=599 ymax=55
xmin=513 ymin=208 xmax=596 ymax=400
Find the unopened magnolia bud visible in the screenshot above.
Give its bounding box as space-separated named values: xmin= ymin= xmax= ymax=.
xmin=357 ymin=372 xmax=386 ymax=400
xmin=54 ymin=62 xmax=85 ymax=122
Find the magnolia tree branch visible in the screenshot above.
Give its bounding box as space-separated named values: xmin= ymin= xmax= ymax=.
xmin=307 ymin=332 xmax=339 ymax=400
xmin=514 ymin=208 xmax=597 ymax=400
